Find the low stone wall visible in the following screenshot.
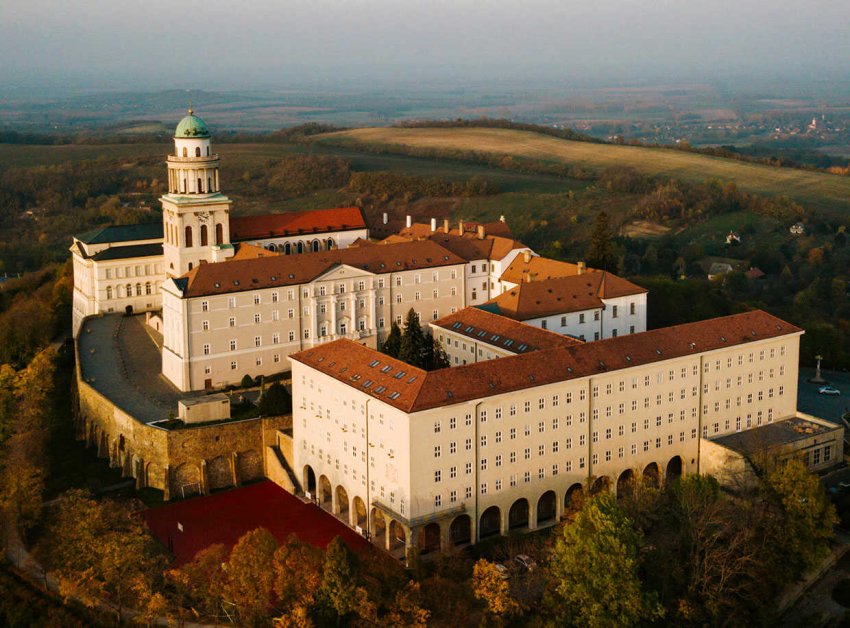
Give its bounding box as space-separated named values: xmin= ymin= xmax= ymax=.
xmin=74 ymin=343 xmax=288 ymax=501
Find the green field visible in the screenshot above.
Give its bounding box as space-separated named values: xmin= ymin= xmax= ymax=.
xmin=318 ymin=127 xmax=850 ymax=217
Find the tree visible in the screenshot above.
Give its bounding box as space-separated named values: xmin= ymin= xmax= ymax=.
xmin=398 ymin=309 xmax=426 ymax=368
xmin=545 ymin=494 xmax=663 ymax=626
xmin=273 ymin=534 xmax=324 ymax=618
xmin=588 ymin=211 xmax=615 ymax=271
xmin=319 ymin=537 xmax=359 ymax=621
xmin=472 ymin=559 xmax=520 ymax=622
xmin=381 ymin=322 xmax=402 ymax=358
xmin=166 ymin=543 xmax=228 ymax=618
xmin=387 ymin=580 xmax=430 ymax=626
xmin=424 ymin=336 xmax=450 ymax=370
xmin=258 ymin=381 xmax=292 ymax=416
xmin=39 ymin=490 xmax=166 ymax=622
xmin=223 ymin=527 xmax=278 ymax=624
xmin=761 ymin=459 xmax=837 ymax=573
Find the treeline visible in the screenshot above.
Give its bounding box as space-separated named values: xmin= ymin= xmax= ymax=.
xmin=397 ymin=117 xmax=604 ymax=144
xmin=380 ymin=310 xmax=450 ymax=371
xmin=241 ymin=154 xmax=351 ymax=198
xmin=349 ymin=171 xmax=496 ymax=200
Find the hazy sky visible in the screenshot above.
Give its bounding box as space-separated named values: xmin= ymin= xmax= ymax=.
xmin=2 ymin=0 xmax=848 ymax=92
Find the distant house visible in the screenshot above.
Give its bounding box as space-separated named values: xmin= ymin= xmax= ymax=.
xmin=708 ymin=263 xmax=734 ymax=281
xmin=790 ymin=222 xmax=806 ymax=236
xmin=745 ymin=267 xmax=765 ymax=281
xmin=725 ymin=231 xmax=742 ymax=245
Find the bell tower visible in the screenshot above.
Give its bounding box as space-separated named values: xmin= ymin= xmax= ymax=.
xmin=161 ymin=108 xmax=234 ymax=277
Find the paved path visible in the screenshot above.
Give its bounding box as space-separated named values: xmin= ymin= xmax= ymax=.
xmin=798 ymin=367 xmax=850 ymax=423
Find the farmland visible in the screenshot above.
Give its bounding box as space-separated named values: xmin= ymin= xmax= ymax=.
xmin=318 ymin=127 xmax=850 ymax=218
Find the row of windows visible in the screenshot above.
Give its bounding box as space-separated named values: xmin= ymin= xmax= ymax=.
xmin=204 ymin=352 xmax=284 ymax=375
xmin=166 ymin=222 xmax=225 ymax=248
xmin=104 ymin=264 xmax=160 ymax=279
xmin=105 ymin=282 xmax=157 ymax=299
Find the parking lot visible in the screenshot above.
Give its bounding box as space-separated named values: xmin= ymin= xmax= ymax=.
xmin=798 ymin=367 xmax=850 ymax=424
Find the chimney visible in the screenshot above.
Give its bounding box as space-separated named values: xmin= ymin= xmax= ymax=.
xmin=458 ymin=220 xmax=464 ymax=235
xmin=577 ymin=261 xmax=586 ymax=275
xmin=382 ymin=212 xmax=388 ymax=225
xmin=477 ymin=225 xmax=485 ymax=240
xmin=443 ymin=218 xmax=450 ymax=233
xmin=405 ymin=215 xmax=412 ymax=229
xmin=499 ymin=215 xmax=506 ymax=223
xmin=430 ymin=217 xmax=437 ymax=232
xmin=523 ymin=250 xmax=532 ymax=263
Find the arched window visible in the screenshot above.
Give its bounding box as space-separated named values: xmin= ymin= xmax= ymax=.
xmin=135 ymin=283 xmax=142 ymax=296
xmin=188 ymin=262 xmax=193 ymax=271
xmin=145 ymin=282 xmax=152 ymax=295
xmin=284 ymin=242 xmax=291 ymax=255
xmin=297 ymin=241 xmax=304 ymax=254
xmin=311 ymin=239 xmax=320 ymax=252
xmin=182 ymin=147 xmax=188 ymax=157
xmin=126 ymin=283 xmax=132 ymax=297
xmin=215 ymin=223 xmax=223 ymax=245
xmin=327 ymin=238 xmax=334 ymax=250
xmin=206 ymin=146 xmax=210 ymax=156
xmin=195 ymin=147 xmax=201 ymax=157
xmin=197 ymin=178 xmax=203 ymax=193
xmin=200 ymin=224 xmax=208 ymax=246
xmin=268 ymin=244 xmax=277 ymax=252
xmin=185 ymin=226 xmax=193 ymax=248
xmin=208 ymin=176 xmax=212 ymax=192
xmin=106 ymin=286 xmax=113 ymax=300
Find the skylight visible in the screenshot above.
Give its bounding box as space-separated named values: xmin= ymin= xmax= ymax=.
xmin=368 ymin=360 xmax=380 ymax=368
xmin=380 ymin=365 xmax=392 ymax=373
xmin=389 ymin=392 xmax=401 ymax=400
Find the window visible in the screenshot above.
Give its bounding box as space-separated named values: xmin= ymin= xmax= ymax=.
xmin=434 ymin=470 xmax=441 ymax=483
xmin=229 ymin=317 xmax=235 ymax=328
xmin=435 ymin=495 xmax=442 ymax=507
xmin=254 ymin=313 xmax=261 ymax=324
xmin=201 ymin=300 xmax=209 ymax=312
xmin=203 ymin=343 xmax=210 ymax=355
xmin=434 ymin=446 xmax=441 ymax=458
xmin=254 ymin=336 xmax=261 ymax=347
xmin=229 ymin=339 xmax=237 ymax=351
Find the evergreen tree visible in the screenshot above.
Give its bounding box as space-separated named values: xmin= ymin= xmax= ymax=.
xmin=319 ymin=537 xmax=359 ymax=621
xmin=398 ymin=309 xmax=426 ymax=368
xmin=426 ymin=336 xmax=451 ymax=370
xmin=588 ymin=211 xmax=615 ymax=271
xmin=258 ymin=381 xmax=292 ymax=416
xmin=381 ymin=322 xmax=402 ymax=358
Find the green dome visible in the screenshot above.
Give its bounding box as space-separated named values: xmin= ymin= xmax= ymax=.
xmin=174 ymin=109 xmax=210 ymax=138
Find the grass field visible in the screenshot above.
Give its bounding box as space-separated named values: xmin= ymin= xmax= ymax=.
xmin=318 ymin=127 xmax=850 ymax=217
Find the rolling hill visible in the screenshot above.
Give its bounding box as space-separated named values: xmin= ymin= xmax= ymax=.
xmin=317 ymin=127 xmax=850 ymax=217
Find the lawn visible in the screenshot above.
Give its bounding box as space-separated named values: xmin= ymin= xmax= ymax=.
xmin=318 ymin=127 xmax=850 ymax=218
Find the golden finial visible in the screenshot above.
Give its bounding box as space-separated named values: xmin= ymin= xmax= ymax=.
xmin=188 ymin=100 xmax=193 ymax=116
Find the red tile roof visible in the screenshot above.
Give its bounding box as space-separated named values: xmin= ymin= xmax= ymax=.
xmin=485 ymin=272 xmax=646 ymax=320
xmin=229 ymin=207 xmax=366 ymax=241
xmin=175 ymin=239 xmax=465 ymax=298
xmin=291 ymin=310 xmax=802 ymax=413
xmin=386 ymin=221 xmax=527 ymax=262
xmin=431 ymin=307 xmax=582 ymax=354
xmin=500 ymin=255 xmax=588 ymax=284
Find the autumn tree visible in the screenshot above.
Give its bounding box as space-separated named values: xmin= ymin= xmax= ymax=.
xmin=386 ymin=580 xmax=430 ymax=627
xmin=222 ymin=527 xmax=279 ymax=624
xmin=545 ymin=493 xmax=663 ymax=626
xmin=472 ymin=559 xmax=520 ymax=623
xmin=273 ymin=534 xmax=324 ymax=620
xmin=318 ymin=537 xmax=360 ymax=622
xmin=38 ymin=490 xmax=166 ymax=623
xmin=166 ymin=543 xmax=228 ymax=619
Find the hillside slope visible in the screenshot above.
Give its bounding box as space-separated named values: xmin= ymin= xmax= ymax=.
xmin=318 ymin=127 xmax=850 ymax=216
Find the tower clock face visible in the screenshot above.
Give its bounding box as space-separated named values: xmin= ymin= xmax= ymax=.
xmin=198 ymin=212 xmax=210 ymax=225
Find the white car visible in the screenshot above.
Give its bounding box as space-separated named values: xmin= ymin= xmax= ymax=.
xmin=818 ymin=386 xmax=841 ymax=396
xmin=514 ymin=554 xmax=538 ymax=572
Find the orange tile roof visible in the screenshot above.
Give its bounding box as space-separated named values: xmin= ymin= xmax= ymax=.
xmin=500 ymin=255 xmax=588 ymax=284
xmin=385 ymin=222 xmax=526 ymax=262
xmin=485 ymin=272 xmax=646 ymax=320
xmin=431 ymin=307 xmax=582 ymax=354
xmin=291 ymin=310 xmax=801 ymax=413
xmin=229 ymin=207 xmax=366 ymax=241
xmin=175 ymin=239 xmax=465 ymax=298
xmin=231 ymin=243 xmax=280 ymax=260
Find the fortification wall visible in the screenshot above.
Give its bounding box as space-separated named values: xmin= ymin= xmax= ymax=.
xmin=74 ymin=343 xmax=288 ymax=500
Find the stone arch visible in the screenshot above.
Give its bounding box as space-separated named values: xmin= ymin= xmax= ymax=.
xmin=185 ymin=225 xmax=193 ymax=248
xmin=480 ymin=506 xmax=501 ymax=539
xmin=389 ymin=520 xmax=407 ymax=554
xmin=565 ymin=483 xmax=584 ymax=513
xmin=215 ymin=223 xmax=223 ymax=245
xmin=666 ymin=456 xmax=684 ymax=485
xmin=318 ymin=475 xmax=332 ymax=510
xmin=236 ymin=450 xmax=263 ymax=483
xmin=508 ymin=498 xmax=530 ymax=531
xmin=419 ymin=522 xmax=441 ymax=554
xmin=617 ymin=468 xmax=636 ymax=498
xmin=370 ymin=508 xmax=387 ymax=547
xmin=450 ymin=514 xmax=472 ymax=547
xmin=174 ymin=462 xmax=201 ymax=498
xmin=146 ymin=462 xmax=164 ymax=489
xmin=643 ymin=462 xmax=661 ymax=488
xmin=311 ymin=239 xmax=320 ymax=252
xmin=303 ymin=465 xmax=317 ymax=496
xmin=267 ymin=243 xmax=278 ymax=253
xmin=200 ymin=224 xmax=208 ymax=246
xmin=284 ymin=242 xmax=292 ymax=255
xmin=326 ymin=238 xmax=334 ymax=250
xmin=335 ymin=485 xmax=349 ymax=518
xmin=297 ymin=241 xmax=304 ymax=254
xmin=182 ymin=147 xmax=188 ymax=157
xmin=537 ymin=490 xmax=557 ymax=525
xmin=590 ymin=475 xmax=612 ymax=496
xmin=207 ymin=455 xmax=232 ymax=491
xmin=352 ymin=496 xmax=367 ymax=528
xmin=195 ymin=146 xmax=201 ymax=157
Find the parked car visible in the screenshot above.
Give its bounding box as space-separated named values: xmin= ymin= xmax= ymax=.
xmin=514 ymin=554 xmax=538 ymax=572
xmin=818 ymin=386 xmax=841 ymax=396
xmin=494 ymin=563 xmax=510 ymax=580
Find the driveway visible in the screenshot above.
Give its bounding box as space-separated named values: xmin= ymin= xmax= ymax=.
xmin=798 ymin=367 xmax=850 ymax=424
